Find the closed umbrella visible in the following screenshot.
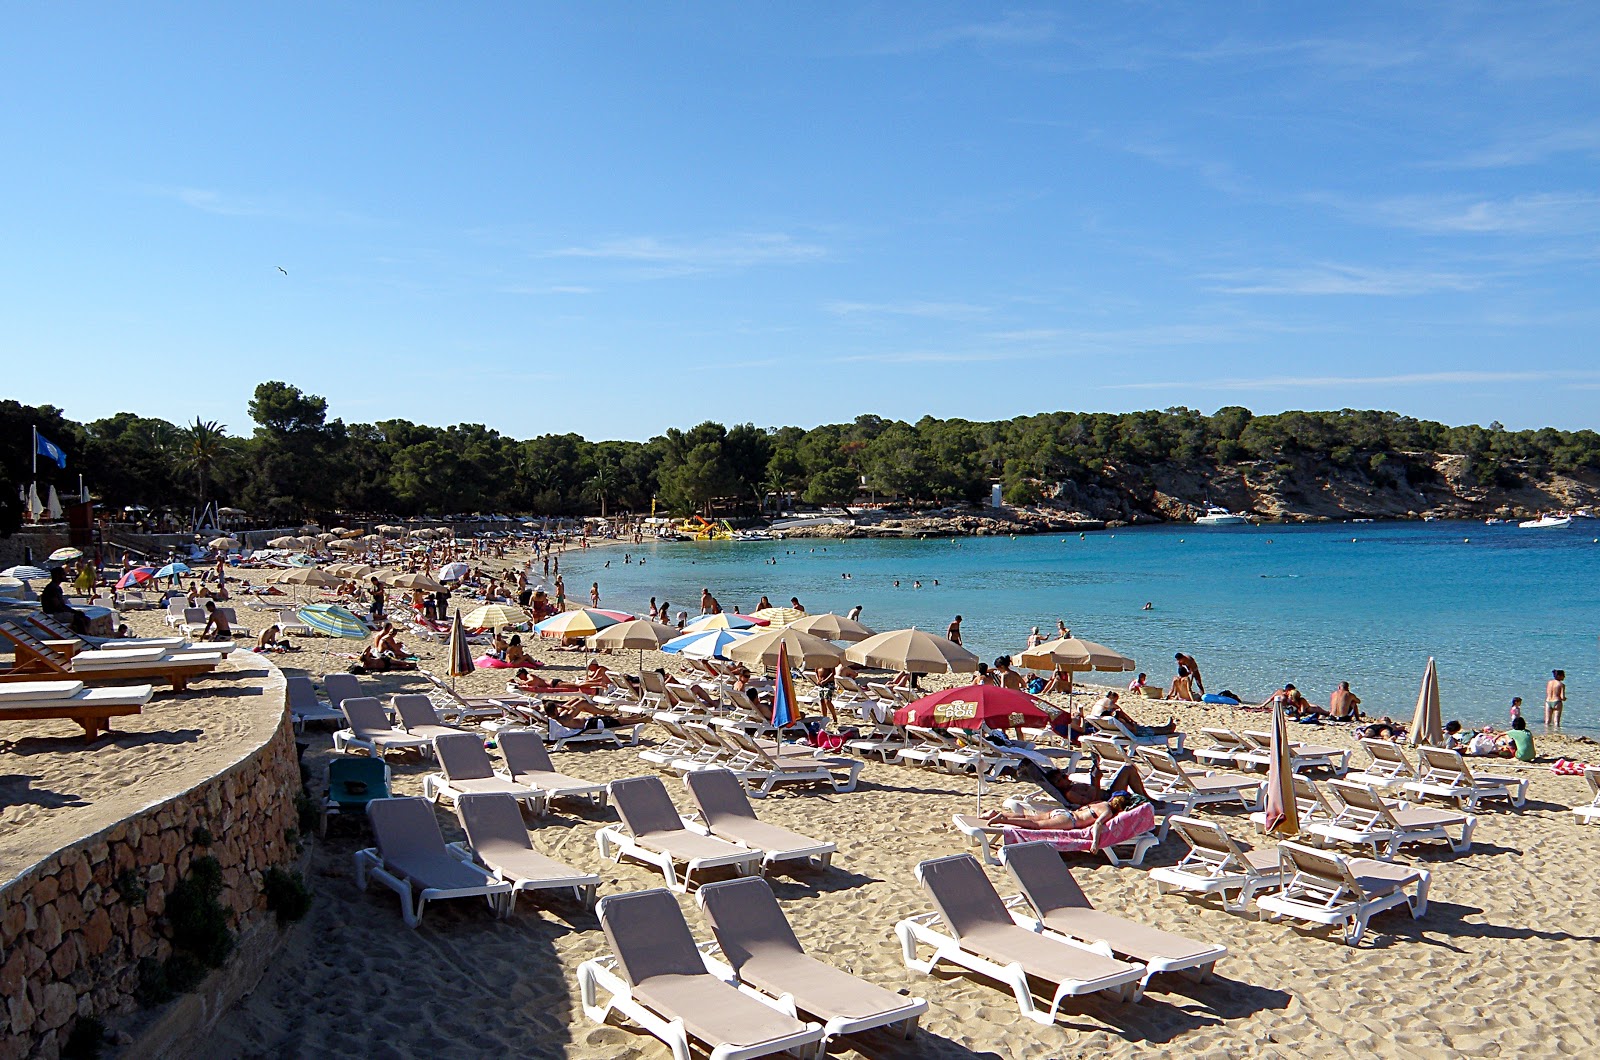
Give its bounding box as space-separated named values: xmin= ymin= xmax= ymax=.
xmin=462 ymin=603 xmax=528 ymax=630
xmin=1262 ymin=696 xmax=1301 ymax=836
xmin=845 ymin=628 xmax=980 ymax=674
xmin=446 ymin=611 xmax=473 ymax=689
xmin=297 ymin=604 xmax=368 ymax=638
xmin=1408 ymin=657 xmax=1444 ymax=748
xmin=48 ymin=547 xmax=83 ymax=562
xmin=1017 ymin=637 xmax=1135 ymax=673
xmin=661 ymin=627 xmax=757 ymax=660
xmin=728 ymin=626 xmax=844 ymax=672
xmin=788 ymin=612 xmax=876 ymax=643
xmin=750 ymin=606 xmax=805 ymax=628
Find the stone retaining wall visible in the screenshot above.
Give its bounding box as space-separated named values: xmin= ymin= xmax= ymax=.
xmin=0 ymin=668 xmax=300 ymax=1060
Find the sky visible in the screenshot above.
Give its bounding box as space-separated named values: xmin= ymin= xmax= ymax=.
xmin=3 ymin=3 xmax=1598 ymax=441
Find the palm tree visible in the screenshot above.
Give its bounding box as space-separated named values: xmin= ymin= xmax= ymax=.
xmin=178 ymin=418 xmax=228 ymax=511
xmin=584 ymin=460 xmax=618 ymax=518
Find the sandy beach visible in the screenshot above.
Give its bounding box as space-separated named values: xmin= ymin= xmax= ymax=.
xmin=43 ymin=552 xmax=1600 ymax=1058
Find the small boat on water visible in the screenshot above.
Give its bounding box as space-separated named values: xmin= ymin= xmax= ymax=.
xmin=1194 ymin=505 xmax=1250 ymax=527
xmin=1519 ymin=514 xmax=1572 ymax=529
xmin=1484 ymin=517 xmax=1505 ymax=525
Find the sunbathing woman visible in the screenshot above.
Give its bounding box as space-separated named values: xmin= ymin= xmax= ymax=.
xmin=512 ymin=668 xmax=607 ymax=696
xmin=503 ymin=634 xmax=531 ymax=667
xmin=1019 ymin=754 xmax=1155 ymax=809
xmin=983 ymin=792 xmax=1135 ymax=848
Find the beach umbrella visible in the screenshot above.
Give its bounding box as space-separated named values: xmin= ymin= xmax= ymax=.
xmin=589 ymin=618 xmax=680 ymax=673
xmin=299 ymin=524 xmax=321 ymax=533
xmin=438 ymin=562 xmax=471 ymax=581
xmin=329 ymin=526 xmax=351 ymax=535
xmin=2 ymin=565 xmax=52 ymax=581
xmin=788 ymin=612 xmax=876 ymax=643
xmin=389 ymin=572 xmax=446 ymax=592
xmin=683 ymin=613 xmax=768 ymax=633
xmin=893 ymin=685 xmax=1051 ymax=731
xmin=271 ymin=567 xmax=340 ymax=587
xmin=728 ymin=626 xmax=844 ymax=672
xmin=340 ymin=529 xmax=366 ymax=539
xmin=48 ymin=547 xmax=83 ymax=562
xmin=461 ymin=603 xmax=528 ymax=629
xmin=297 ymin=603 xmax=368 ymax=639
xmin=750 ymin=606 xmax=805 ymax=628
xmin=447 ymin=611 xmax=473 ymax=689
xmin=268 ymin=536 xmax=300 ymax=548
xmin=1408 ymin=657 xmax=1444 ymax=748
xmin=590 ymin=608 xmax=637 ymax=622
xmin=1262 ymin=696 xmax=1301 ymax=836
xmin=846 ymin=628 xmax=980 ymax=674
xmin=328 ymin=539 xmax=359 ymax=551
xmin=661 ymin=627 xmax=758 ymax=660
xmin=116 ymin=567 xmax=155 ymax=589
xmin=208 ymin=537 xmax=239 ymax=550
xmin=770 ymin=641 xmax=798 ymax=728
xmin=341 ymin=564 xmax=375 ymax=579
xmin=154 ymin=562 xmax=189 ymax=579
xmin=46 ymin=486 xmax=62 ymax=520
xmin=1018 ymin=637 xmax=1135 ymax=673
xmin=532 ymin=607 xmax=622 ymax=638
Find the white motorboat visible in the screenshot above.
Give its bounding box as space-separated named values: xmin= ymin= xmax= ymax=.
xmin=1518 ymin=514 xmax=1572 ymax=529
xmin=1194 ymin=505 xmax=1249 ymax=526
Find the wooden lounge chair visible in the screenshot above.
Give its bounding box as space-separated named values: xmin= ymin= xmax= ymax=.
xmin=1574 ymin=767 xmax=1600 ymax=825
xmin=0 ymin=621 xmax=221 ymax=693
xmin=285 ymin=674 xmax=346 ymax=731
xmin=683 ymin=768 xmax=836 ymax=874
xmin=496 ymin=729 xmax=608 ymax=813
xmin=422 ymin=732 xmax=540 ymax=807
xmin=1150 ymin=816 xmax=1285 ymax=914
xmin=595 ymin=775 xmax=762 ymax=891
xmin=0 ymin=679 xmax=153 ymax=740
xmin=1403 ymin=746 xmax=1528 ymax=811
xmin=1000 ymin=840 xmax=1227 ymax=993
xmin=353 ymin=796 xmax=513 ymax=928
xmin=1255 ymin=841 xmax=1429 ymax=946
xmin=577 ymin=888 xmax=826 ymax=1060
xmin=696 ymin=876 xmax=926 ymax=1045
xmin=1310 ymin=779 xmax=1476 ymax=856
xmin=896 ymin=853 xmax=1145 ymax=1024
xmin=332 ymin=696 xmax=433 ymax=758
xmin=450 ymin=793 xmax=599 ymax=910
xmin=1135 ymin=747 xmax=1263 ymax=814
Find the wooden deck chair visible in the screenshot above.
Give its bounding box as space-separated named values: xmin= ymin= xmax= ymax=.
xmin=0 ymin=621 xmax=221 ymax=693
xmin=696 ymin=877 xmax=926 ymax=1045
xmin=577 ymin=888 xmax=825 ymax=1060
xmin=1255 ymin=841 xmax=1430 ymax=946
xmin=896 ymin=853 xmax=1145 ymax=1024
xmin=0 ymin=679 xmax=153 ymax=740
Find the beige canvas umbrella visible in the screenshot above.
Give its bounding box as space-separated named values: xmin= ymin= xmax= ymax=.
xmin=1408 ymin=657 xmax=1444 ymax=748
xmin=339 ymin=563 xmax=373 ymax=579
xmin=329 ymin=526 xmax=351 ymax=535
xmin=461 ymin=603 xmax=528 ymax=629
xmin=788 ymin=612 xmax=877 ymax=643
xmin=728 ymin=626 xmax=844 ymax=672
xmin=389 ymin=572 xmax=446 ymax=592
xmin=270 ymin=567 xmax=340 ymax=587
xmin=370 ymin=568 xmax=405 ymax=585
xmin=845 ymin=628 xmax=980 ymax=674
xmin=588 ymin=618 xmax=679 ymax=651
xmin=327 ymin=539 xmax=360 ymax=551
xmin=268 ymin=536 xmax=300 ymax=548
xmin=1017 ymin=637 xmax=1135 ymax=673
xmin=1262 ymin=697 xmax=1301 ymax=837
xmin=296 ymin=535 xmax=322 ymax=550
xmin=750 ymin=606 xmax=806 ymax=627
xmin=208 ymin=536 xmax=239 ymax=550
xmin=376 ymin=524 xmax=405 ymax=535
xmin=447 ymin=612 xmax=473 ymax=689
xmin=299 ymin=524 xmax=322 ymax=533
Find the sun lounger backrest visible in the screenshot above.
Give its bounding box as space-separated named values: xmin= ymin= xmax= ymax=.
xmin=1327 ymin=780 xmax=1397 ymax=824
xmin=1277 ymin=842 xmax=1363 ymax=899
xmin=456 ymin=792 xmax=534 ymax=855
xmin=1136 ymin=746 xmax=1186 ymax=785
xmin=393 ymin=694 xmax=444 ymax=730
xmin=28 ymin=614 xmax=75 ymax=641
xmin=435 ymin=732 xmax=495 ymax=781
xmin=499 ymin=729 xmax=555 ymax=777
xmin=1001 ymin=840 xmax=1093 ymax=916
xmin=1361 ymin=739 xmax=1413 ymax=775
xmin=285 ymin=675 xmax=319 ymax=712
xmin=183 ymin=608 xmax=206 ymax=625
xmin=918 ymin=854 xmax=1013 ymax=940
xmin=341 ymin=696 xmax=391 ymax=735
xmin=1170 ymin=817 xmax=1247 ymax=864
xmin=0 ymin=622 xmax=68 ymax=668
xmin=324 ymin=672 xmax=363 ymax=709
xmin=600 ymin=888 xmax=709 ymax=986
xmin=1418 ymin=746 xmax=1470 ymax=779
xmin=329 ymin=756 xmax=389 ymax=802
xmin=611 ymin=775 xmax=686 ymax=837
xmin=685 ymin=768 xmax=758 ymax=826
xmin=640 ymin=671 xmax=668 ymax=695
xmin=368 ymin=796 xmax=447 ymax=860
xmin=697 ymin=877 xmax=805 ymax=971
xmin=1079 ymin=734 xmax=1128 ymax=764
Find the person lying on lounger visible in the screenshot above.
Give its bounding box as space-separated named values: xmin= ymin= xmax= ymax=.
xmin=983 ymin=792 xmax=1136 ymax=847
xmin=1019 ymin=754 xmax=1155 ymax=809
xmin=1087 ymin=691 xmax=1178 ymax=736
xmin=511 ymin=668 xmax=606 ymax=696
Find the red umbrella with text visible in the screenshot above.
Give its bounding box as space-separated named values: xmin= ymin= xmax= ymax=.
xmin=894 ymin=685 xmax=1050 ymax=815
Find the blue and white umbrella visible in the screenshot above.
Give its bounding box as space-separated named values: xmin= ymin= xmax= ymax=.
xmin=1 ymin=565 xmax=51 ymax=581
xmin=155 ymin=562 xmax=190 ymax=579
xmin=660 ymin=627 xmax=757 ymax=660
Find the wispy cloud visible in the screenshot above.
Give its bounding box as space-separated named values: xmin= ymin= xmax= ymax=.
xmin=1109 ymin=370 xmax=1600 ymax=392
xmin=549 ymin=233 xmax=826 ymax=274
xmin=830 ymin=348 xmax=1022 ymax=366
xmin=1208 ymin=264 xmax=1483 ymax=296
xmin=863 ymin=11 xmax=1058 ymax=55
xmin=1319 ymin=191 xmax=1600 ymax=235
xmin=143 ymin=184 xmax=381 ymax=227
xmin=1424 ymin=123 xmax=1600 ymax=170
xmin=158 ymin=186 xmax=268 ymax=217
xmin=825 ymin=300 xmax=990 ymax=319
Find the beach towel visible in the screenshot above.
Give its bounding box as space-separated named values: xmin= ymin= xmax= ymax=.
xmin=475 ymin=655 xmax=514 ymax=669
xmin=1000 ymin=801 xmax=1156 ymax=854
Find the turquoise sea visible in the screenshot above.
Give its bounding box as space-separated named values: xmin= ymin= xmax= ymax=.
xmin=554 ymin=521 xmax=1600 ymax=733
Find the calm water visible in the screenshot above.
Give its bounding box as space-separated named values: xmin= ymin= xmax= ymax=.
xmin=551 ymin=521 xmax=1600 ymax=732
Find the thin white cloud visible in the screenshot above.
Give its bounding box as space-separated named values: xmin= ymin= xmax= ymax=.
xmin=1320 ymin=191 xmax=1600 ymax=235
xmin=864 ymin=11 xmax=1058 ymax=55
xmin=1109 ymin=370 xmax=1600 ymax=392
xmin=549 ymin=233 xmax=826 ymax=272
xmin=1424 ymin=123 xmax=1600 ymax=170
xmin=825 ymin=300 xmax=990 ymax=319
xmin=1209 ymin=264 xmax=1483 ymax=296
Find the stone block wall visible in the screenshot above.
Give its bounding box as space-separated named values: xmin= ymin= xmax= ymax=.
xmin=0 ymin=696 xmax=300 ymax=1059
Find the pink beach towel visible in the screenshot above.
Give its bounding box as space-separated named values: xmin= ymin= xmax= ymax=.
xmin=1001 ymin=801 xmax=1156 ymax=854
xmin=474 ymin=655 xmax=514 ymax=669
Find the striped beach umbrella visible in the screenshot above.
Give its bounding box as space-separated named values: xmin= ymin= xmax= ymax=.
xmin=116 ymin=567 xmax=155 ymax=589
xmin=297 ymin=604 xmax=368 ymax=639
xmin=461 ymin=603 xmax=528 ymax=630
xmin=533 ymin=608 xmax=624 ymax=639
xmin=661 ymin=627 xmax=757 ymax=660
xmin=770 ymin=641 xmax=797 ymax=728
xmin=154 ymin=562 xmax=190 ymax=579
xmin=750 ymin=606 xmax=805 ymax=628
xmin=1 ymin=565 xmax=51 ymax=582
xmin=683 ymin=613 xmax=768 ymax=633
xmin=48 ymin=547 xmax=83 ymax=562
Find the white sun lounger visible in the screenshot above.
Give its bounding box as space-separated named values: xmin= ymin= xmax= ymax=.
xmin=697 ymin=876 xmax=926 ymax=1046
xmin=497 ymin=729 xmax=608 ymax=812
xmin=1150 ymin=816 xmax=1285 ymax=914
xmin=392 ymin=693 xmax=469 ymax=742
xmin=422 ymin=732 xmax=540 ymax=807
xmin=999 ymin=840 xmax=1227 ymax=994
xmin=577 ymin=888 xmax=825 ymax=1060
xmin=450 ymin=793 xmax=599 ymax=910
xmin=1255 ymin=841 xmax=1430 ymax=946
xmin=1247 ymin=774 xmax=1340 ymax=834
xmin=0 ymin=679 xmax=154 ymax=740
xmin=1135 ymin=747 xmax=1263 ymax=814
xmin=332 ymin=696 xmax=433 ymax=758
xmin=285 ymin=674 xmax=344 ymax=731
xmin=1310 ymin=779 xmax=1476 ymax=856
xmin=1345 ymin=739 xmax=1419 ymax=792
xmin=896 ymin=853 xmax=1145 ymax=1024
xmin=596 ymin=775 xmax=762 ymax=892
xmin=684 ymin=768 xmax=836 ymax=873
xmin=1238 ymin=729 xmax=1350 ymax=777
xmin=1574 ymin=767 xmax=1600 ymax=825
xmin=353 ymin=796 xmax=513 ymax=928
xmin=1403 ymin=746 xmax=1528 ymax=811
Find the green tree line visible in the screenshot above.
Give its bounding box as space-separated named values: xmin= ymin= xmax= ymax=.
xmin=4 ymin=384 xmax=1599 ymax=524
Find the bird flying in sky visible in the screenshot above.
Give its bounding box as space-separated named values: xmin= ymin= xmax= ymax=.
xmin=276 ymin=266 xmax=287 ymax=275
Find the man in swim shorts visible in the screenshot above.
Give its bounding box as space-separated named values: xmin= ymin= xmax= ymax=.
xmin=1546 ymin=669 xmax=1566 ymax=729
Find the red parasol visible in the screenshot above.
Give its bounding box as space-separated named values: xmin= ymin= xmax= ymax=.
xmin=893 ymin=684 xmax=1050 ymax=731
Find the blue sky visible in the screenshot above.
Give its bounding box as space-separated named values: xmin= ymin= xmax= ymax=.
xmin=3 ymin=4 xmax=1598 ymax=439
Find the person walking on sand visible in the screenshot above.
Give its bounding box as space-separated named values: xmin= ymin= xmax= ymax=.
xmin=1546 ymin=670 xmax=1566 ymax=729
xmin=1174 ymin=651 xmax=1205 ymax=694
xmin=946 ymin=614 xmax=963 ymax=645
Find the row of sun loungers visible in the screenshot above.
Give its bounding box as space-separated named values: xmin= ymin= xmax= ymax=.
xmin=0 ymin=619 xmax=223 ymax=693
xmin=639 ymin=713 xmax=862 ymax=796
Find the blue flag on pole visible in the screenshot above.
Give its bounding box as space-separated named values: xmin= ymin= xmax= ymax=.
xmin=35 ymin=431 xmax=67 ymax=469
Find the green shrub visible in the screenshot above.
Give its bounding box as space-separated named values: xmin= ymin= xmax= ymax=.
xmin=134 ymin=957 xmax=172 ymax=1007
xmin=115 ymin=869 xmax=146 ymax=906
xmin=262 ymin=867 xmax=312 ymax=924
xmin=166 ymin=856 xmax=233 ymax=969
xmin=295 ymin=792 xmax=319 ymax=835
xmin=191 ymin=826 xmax=213 ymax=846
